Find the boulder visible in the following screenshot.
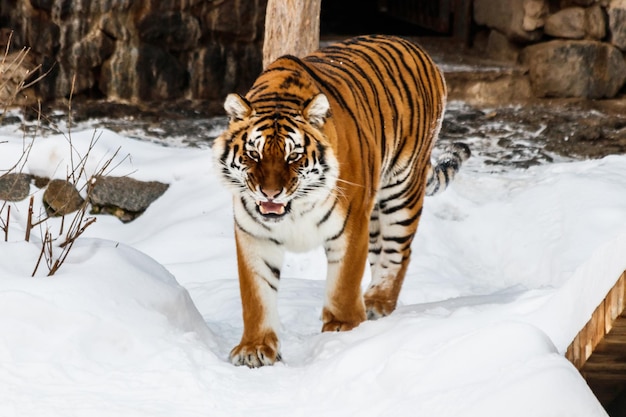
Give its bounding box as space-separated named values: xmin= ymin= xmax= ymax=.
xmin=88 ymin=176 xmax=168 ymax=222
xmin=545 ymin=7 xmax=587 ymax=39
xmin=586 ymin=5 xmax=607 ymax=40
xmin=487 ymin=30 xmax=522 ymax=62
xmin=43 ymin=179 xmax=85 ymax=216
xmin=137 ymin=12 xmax=201 ymax=52
xmin=0 ymin=51 xmax=38 ymax=106
xmin=0 ymin=173 xmax=31 ymax=201
xmin=523 ymin=0 xmax=549 ymax=31
xmin=609 ymin=0 xmax=626 ymax=50
xmin=521 ymin=40 xmax=626 ymax=98
xmin=544 ymin=6 xmax=606 ymax=40
xmin=474 ymin=0 xmax=543 ymax=42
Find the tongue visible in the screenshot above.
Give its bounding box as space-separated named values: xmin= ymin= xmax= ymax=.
xmin=259 ymin=201 xmax=286 ymax=215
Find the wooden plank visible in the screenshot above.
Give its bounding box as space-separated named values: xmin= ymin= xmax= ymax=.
xmin=568 ymin=272 xmax=626 ymax=408
xmin=589 ymin=301 xmax=605 ymax=358
xmin=607 ymin=273 xmax=625 ymax=328
xmin=566 ymin=271 xmax=626 ymax=370
xmin=566 ymin=334 xmax=582 ymax=369
xmin=586 ymin=340 xmax=626 ymax=362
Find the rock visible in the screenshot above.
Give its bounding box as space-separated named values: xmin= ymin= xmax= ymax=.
xmin=27 ymin=18 xmax=60 ymax=55
xmin=99 ymin=12 xmax=132 ymax=41
xmin=523 ymin=0 xmax=548 ymax=31
xmin=99 ymin=44 xmax=189 ymax=101
xmin=609 ymin=0 xmax=626 ymax=50
xmin=545 ymin=7 xmax=587 ymax=39
xmin=138 ymin=12 xmax=201 ymax=52
xmin=70 ymin=27 xmax=115 ymax=69
xmin=521 ymin=40 xmax=626 ymax=98
xmin=0 ymin=0 xmax=267 ymax=107
xmin=586 ymin=5 xmax=607 ymax=40
xmin=0 ymin=51 xmax=38 ymax=106
xmin=33 ymin=176 xmax=50 ymax=188
xmin=544 ymin=6 xmax=606 ymax=40
xmin=0 ymin=173 xmax=32 ymax=201
xmin=487 ymin=30 xmax=522 ymax=62
xmin=474 ymin=0 xmax=543 ymax=42
xmin=88 ymin=176 xmax=169 ymax=222
xmin=43 ymin=179 xmax=85 ymax=216
xmin=186 ymin=42 xmax=263 ymax=102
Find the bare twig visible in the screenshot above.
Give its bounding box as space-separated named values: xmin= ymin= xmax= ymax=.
xmin=24 ymin=196 xmax=33 ymax=242
xmin=32 ymin=228 xmax=51 ymax=277
xmin=58 ymin=213 xmax=65 ymax=236
xmin=67 ymin=75 xmax=76 ymax=183
xmin=3 ymin=204 xmax=9 ymax=242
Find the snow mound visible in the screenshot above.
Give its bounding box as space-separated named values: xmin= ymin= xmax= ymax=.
xmin=0 ymin=239 xmax=218 ymax=417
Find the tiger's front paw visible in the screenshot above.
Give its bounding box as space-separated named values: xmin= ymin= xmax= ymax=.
xmin=230 ymin=333 xmax=281 ymax=368
xmin=321 ymin=307 xmax=365 ymax=332
xmin=364 ymin=296 xmax=397 ymax=320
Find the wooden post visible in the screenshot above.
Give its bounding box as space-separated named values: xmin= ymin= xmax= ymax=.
xmin=262 ymin=0 xmax=322 ymax=69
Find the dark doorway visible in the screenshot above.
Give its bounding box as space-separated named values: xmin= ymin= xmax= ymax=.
xmin=321 ymin=0 xmax=472 ymax=42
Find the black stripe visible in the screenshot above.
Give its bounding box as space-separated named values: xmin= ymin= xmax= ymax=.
xmin=382 ymin=234 xmax=413 ymax=244
xmin=264 ymin=261 xmax=281 ymax=279
xmin=262 ymin=277 xmax=278 ymax=292
xmin=317 ymin=199 xmax=337 ymax=226
xmin=393 ymin=207 xmax=423 ymax=226
xmin=239 ymin=197 xmax=271 ymax=231
xmin=327 ymin=204 xmax=351 ymax=242
xmin=369 ymin=247 xmax=382 ymax=255
xmin=369 ymin=230 xmax=380 ymax=239
xmin=234 ymin=219 xmax=283 ymax=245
xmin=388 ymin=254 xmax=411 ymax=265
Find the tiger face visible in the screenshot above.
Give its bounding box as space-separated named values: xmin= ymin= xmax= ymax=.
xmin=214 ymin=92 xmax=339 ymax=224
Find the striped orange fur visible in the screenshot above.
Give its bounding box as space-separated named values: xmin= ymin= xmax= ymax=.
xmin=213 ymin=35 xmax=468 ymax=367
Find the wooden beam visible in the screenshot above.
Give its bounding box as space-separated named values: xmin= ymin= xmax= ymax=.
xmin=566 ymin=271 xmax=626 ymax=408
xmin=566 ymin=271 xmax=626 ymax=369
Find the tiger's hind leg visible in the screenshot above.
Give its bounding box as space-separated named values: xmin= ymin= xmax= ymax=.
xmin=364 ymin=173 xmax=426 ymax=319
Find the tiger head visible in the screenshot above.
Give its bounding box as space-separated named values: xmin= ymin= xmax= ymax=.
xmin=213 ymin=92 xmax=339 ymax=223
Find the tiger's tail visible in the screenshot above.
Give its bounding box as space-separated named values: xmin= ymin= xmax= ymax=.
xmin=425 ymin=142 xmax=471 ymax=196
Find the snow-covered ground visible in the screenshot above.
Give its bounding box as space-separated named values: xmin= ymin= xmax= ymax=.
xmin=1 ymin=103 xmax=624 ymax=416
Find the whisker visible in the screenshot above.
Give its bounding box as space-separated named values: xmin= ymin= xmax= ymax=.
xmin=335 ymin=178 xmax=365 ymax=188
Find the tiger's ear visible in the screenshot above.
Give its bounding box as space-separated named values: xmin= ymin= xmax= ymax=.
xmin=303 ymin=94 xmax=330 ymax=128
xmin=224 ymin=93 xmax=252 ymax=121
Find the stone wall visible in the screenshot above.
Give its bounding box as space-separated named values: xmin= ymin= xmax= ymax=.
xmin=0 ymin=0 xmax=267 ymax=110
xmin=474 ymin=0 xmax=626 ymax=99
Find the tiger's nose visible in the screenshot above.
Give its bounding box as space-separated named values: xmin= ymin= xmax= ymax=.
xmin=260 ymin=187 xmax=281 ymax=199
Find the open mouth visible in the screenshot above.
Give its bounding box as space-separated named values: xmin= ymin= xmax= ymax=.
xmin=256 ymin=200 xmax=290 ymax=219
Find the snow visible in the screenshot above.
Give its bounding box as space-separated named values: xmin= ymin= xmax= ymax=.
xmin=1 ymin=109 xmax=624 ymax=416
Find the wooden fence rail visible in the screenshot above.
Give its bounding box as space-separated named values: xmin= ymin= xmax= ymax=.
xmin=566 ymin=270 xmax=626 ymax=412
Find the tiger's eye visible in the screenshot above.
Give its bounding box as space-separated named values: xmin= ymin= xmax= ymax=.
xmin=247 ymin=150 xmax=260 ymax=161
xmin=287 ymin=152 xmax=302 ymax=163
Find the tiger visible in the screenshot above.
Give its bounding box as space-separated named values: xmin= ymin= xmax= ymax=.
xmin=212 ymin=34 xmax=470 ymax=368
